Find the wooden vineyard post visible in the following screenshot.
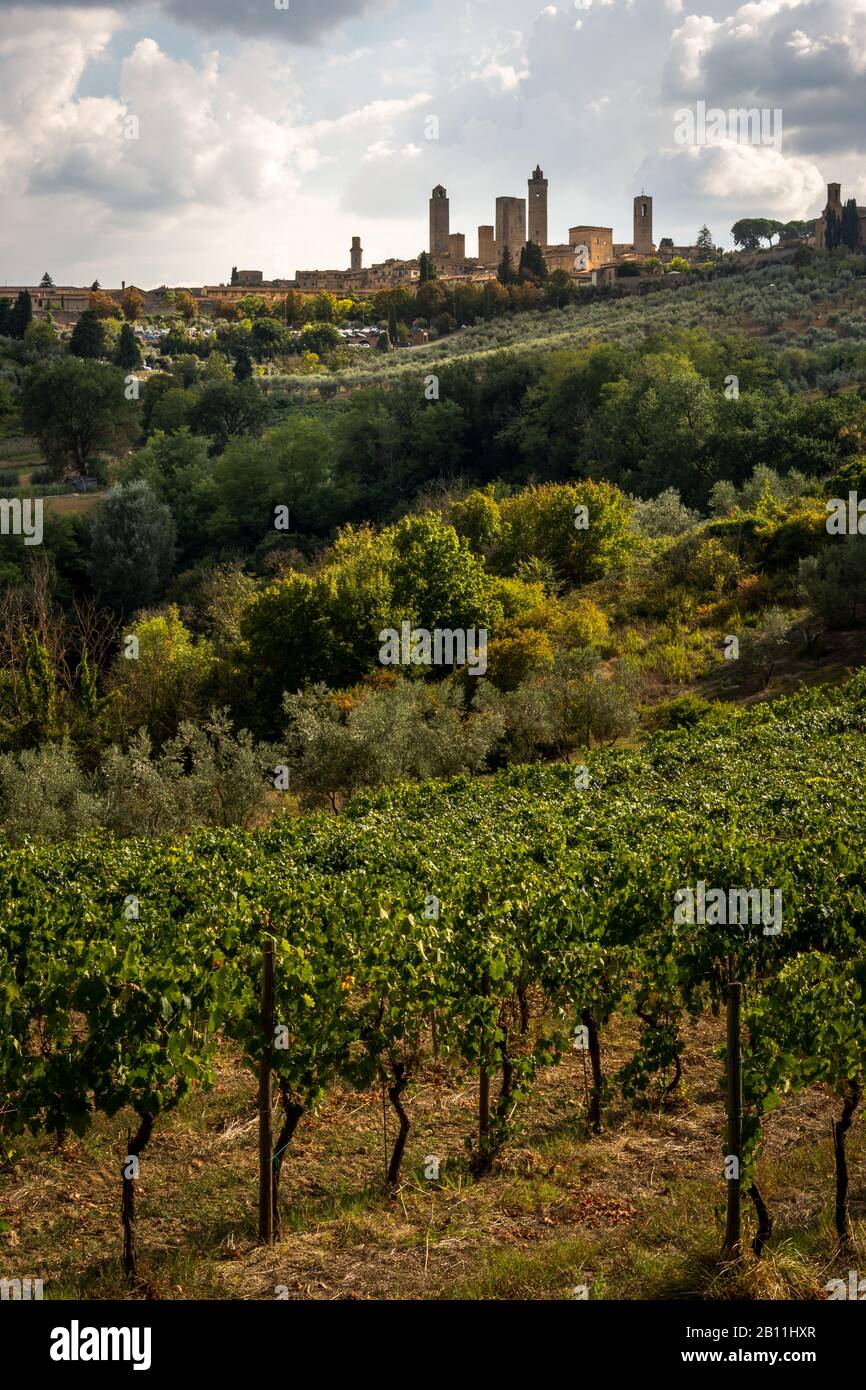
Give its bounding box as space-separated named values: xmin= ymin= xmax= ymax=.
xmin=259 ymin=935 xmax=275 ymax=1245
xmin=723 ymin=979 xmax=742 ymax=1258
xmin=478 ymin=968 xmax=491 ymax=1170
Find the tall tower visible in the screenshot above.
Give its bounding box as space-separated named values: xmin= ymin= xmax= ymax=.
xmin=350 ymin=236 xmax=362 ymax=271
xmin=633 ymin=194 xmax=653 ymax=254
xmin=495 ymin=197 xmax=526 ymax=264
xmin=528 ymin=165 xmax=548 ymax=247
xmin=429 ymin=185 xmax=450 ymax=256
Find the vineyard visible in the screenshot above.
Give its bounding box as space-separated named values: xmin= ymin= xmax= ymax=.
xmin=2 ymin=671 xmax=866 ymax=1295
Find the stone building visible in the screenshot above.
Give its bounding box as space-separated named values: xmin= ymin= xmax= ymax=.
xmin=477 ymin=225 xmax=496 ymax=265
xmin=495 ymin=196 xmax=526 ymax=264
xmin=568 ymin=225 xmax=613 ymax=270
xmin=815 ymin=182 xmax=866 ymax=250
xmin=633 ymin=194 xmax=653 ymax=254
xmin=350 ymin=237 xmax=363 ymax=271
xmin=429 ymin=185 xmax=450 ymax=256
xmin=528 ymin=165 xmax=548 ymax=247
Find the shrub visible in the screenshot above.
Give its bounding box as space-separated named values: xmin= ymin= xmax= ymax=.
xmin=0 ymin=740 xmax=98 ymax=843
xmin=645 ymin=694 xmax=715 ymax=732
xmin=486 ymin=629 xmax=556 ymax=691
xmin=631 ymin=487 xmax=700 ymax=537
xmin=799 ymin=536 xmax=866 ymax=627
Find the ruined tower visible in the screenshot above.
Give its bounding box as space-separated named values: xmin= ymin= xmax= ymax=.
xmin=495 ymin=196 xmax=526 ymax=264
xmin=633 ymin=194 xmax=653 ymax=254
xmin=350 ymin=236 xmax=362 ymax=271
xmin=528 ymin=165 xmax=548 ymax=248
xmin=429 ymin=185 xmax=450 ymax=257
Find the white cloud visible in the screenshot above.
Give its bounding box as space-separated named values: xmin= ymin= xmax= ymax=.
xmin=3 ymin=0 xmax=866 ymax=278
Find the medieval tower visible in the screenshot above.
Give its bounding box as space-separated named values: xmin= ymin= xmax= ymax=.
xmin=528 ymin=165 xmax=548 ymax=247
xmin=478 ymin=226 xmax=495 ymax=264
xmin=429 ymin=185 xmax=450 ymax=256
xmin=495 ymin=196 xmax=526 ymax=264
xmin=350 ymin=236 xmax=363 ymax=271
xmin=633 ymin=194 xmax=653 ymax=254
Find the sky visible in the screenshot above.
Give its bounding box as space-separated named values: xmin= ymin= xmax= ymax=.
xmin=1 ymin=0 xmax=865 ymax=287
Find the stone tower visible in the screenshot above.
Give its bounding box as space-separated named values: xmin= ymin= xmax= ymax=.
xmin=816 ymin=182 xmax=845 ymax=250
xmin=495 ymin=196 xmax=526 ymax=264
xmin=633 ymin=194 xmax=653 ymax=254
xmin=478 ymin=225 xmax=495 ymax=264
xmin=429 ymin=185 xmax=450 ymax=256
xmin=528 ymin=165 xmax=548 ymax=248
xmin=350 ymin=236 xmax=362 ymax=271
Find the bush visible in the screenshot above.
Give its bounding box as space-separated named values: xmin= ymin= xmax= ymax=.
xmin=486 ymin=629 xmax=555 ymax=691
xmin=799 ymin=536 xmax=866 ymax=627
xmin=631 ymin=487 xmax=700 ymax=537
xmin=283 ymin=678 xmax=503 ymax=808
xmin=0 ymin=741 xmax=98 ymax=843
xmin=645 ymin=694 xmax=715 ymax=732
xmin=89 ymin=481 xmax=177 ymax=614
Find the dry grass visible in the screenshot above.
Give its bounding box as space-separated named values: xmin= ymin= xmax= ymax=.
xmin=1 ymin=1009 xmax=862 ymax=1302
xmin=43 ymin=492 xmax=106 ymax=517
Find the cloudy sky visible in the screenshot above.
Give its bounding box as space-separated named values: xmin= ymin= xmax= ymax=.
xmin=1 ymin=0 xmax=864 ymax=287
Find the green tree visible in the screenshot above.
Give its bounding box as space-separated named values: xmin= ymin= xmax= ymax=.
xmin=696 ymin=225 xmax=714 ymax=253
xmin=497 ymin=246 xmax=515 ymax=286
xmin=39 ymin=272 xmax=55 ymax=288
xmin=20 ymin=357 xmax=137 ymax=477
xmin=88 ymin=480 xmax=177 ymax=614
xmin=232 ymin=346 xmax=253 ymax=382
xmin=544 ymin=269 xmax=573 ymax=308
xmin=842 ymin=199 xmax=860 ymax=251
xmin=188 ymin=380 xmax=267 ymax=453
xmin=8 ymin=290 xmax=33 ymax=339
xmin=297 ymin=322 xmax=340 ymax=357
xmin=125 ymin=428 xmax=214 ymax=562
xmin=121 ymin=287 xmax=145 ymax=322
xmin=69 ymin=309 xmax=107 ymax=359
xmin=106 ymin=606 xmax=214 ymax=742
xmin=250 ymin=316 xmax=289 ymax=360
xmin=518 ymin=240 xmax=547 ymax=279
xmin=730 ymin=218 xmax=773 ymax=251
xmin=114 ymin=323 xmax=142 ymax=370
xmin=23 ymin=319 xmax=58 ymax=353
xmin=418 ymin=251 xmax=436 ymax=284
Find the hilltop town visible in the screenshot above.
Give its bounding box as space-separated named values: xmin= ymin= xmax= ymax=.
xmin=2 ymin=171 xmax=857 ymax=345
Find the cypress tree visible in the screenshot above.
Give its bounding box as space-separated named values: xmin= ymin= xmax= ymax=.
xmin=114 ymin=323 xmax=142 ymax=370
xmin=233 ymin=346 xmax=253 ymax=381
xmin=842 ymin=199 xmax=860 ymax=250
xmin=69 ymin=309 xmax=106 ymax=359
xmin=9 ymin=290 xmax=33 ymax=339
